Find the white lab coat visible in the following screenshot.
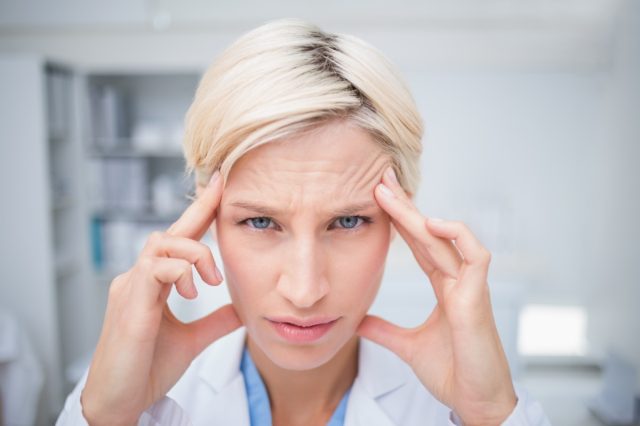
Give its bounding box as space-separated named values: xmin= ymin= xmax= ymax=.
xmin=56 ymin=328 xmax=550 ymax=425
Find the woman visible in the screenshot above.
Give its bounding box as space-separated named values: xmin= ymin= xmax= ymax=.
xmin=58 ymin=19 xmax=550 ymax=425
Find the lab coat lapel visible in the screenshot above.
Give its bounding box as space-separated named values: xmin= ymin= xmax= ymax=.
xmin=344 ymin=338 xmax=412 ymax=426
xmin=194 ymin=328 xmax=251 ymax=426
xmin=344 ymin=380 xmax=397 ymax=426
xmin=191 ymin=330 xmax=411 ymax=426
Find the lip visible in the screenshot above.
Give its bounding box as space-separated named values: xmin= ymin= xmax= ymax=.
xmin=266 ymin=316 xmax=340 ymax=343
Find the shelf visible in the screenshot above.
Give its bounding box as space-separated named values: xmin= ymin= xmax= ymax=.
xmin=521 ymin=354 xmax=604 ymax=370
xmin=49 ymin=134 xmax=71 ymax=144
xmin=92 ymin=209 xmax=183 ymax=222
xmin=52 ymin=195 xmax=76 ymax=212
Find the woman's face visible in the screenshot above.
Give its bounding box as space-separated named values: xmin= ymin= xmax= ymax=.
xmin=214 ymin=119 xmax=393 ymax=370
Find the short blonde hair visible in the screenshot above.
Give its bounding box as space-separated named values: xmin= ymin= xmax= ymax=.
xmin=183 ymin=18 xmax=423 ymax=195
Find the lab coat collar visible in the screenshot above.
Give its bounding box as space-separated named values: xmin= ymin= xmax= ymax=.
xmin=356 ymin=336 xmax=412 ymax=399
xmin=197 ymin=327 xmax=246 ymax=392
xmin=197 ymin=328 xmax=411 ymax=395
xmin=347 ymin=336 xmax=412 ymax=426
xmin=195 ymin=327 xmax=411 ymax=425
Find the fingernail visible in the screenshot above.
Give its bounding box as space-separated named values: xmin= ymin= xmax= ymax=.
xmin=378 ymin=183 xmax=395 ymax=198
xmin=214 ymin=265 xmax=223 ymax=282
xmin=429 ymin=217 xmax=444 ymax=222
xmin=208 ymin=170 xmax=221 ymax=187
xmin=385 ymin=166 xmax=398 ymax=185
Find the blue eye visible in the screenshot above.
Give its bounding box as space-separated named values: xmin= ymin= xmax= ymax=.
xmin=247 ymin=217 xmax=272 ymax=229
xmin=335 ymin=216 xmax=364 ymax=229
xmin=240 ymin=215 xmax=371 ymax=232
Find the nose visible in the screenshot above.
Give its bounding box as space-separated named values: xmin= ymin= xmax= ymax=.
xmin=276 ymin=235 xmax=329 ymax=309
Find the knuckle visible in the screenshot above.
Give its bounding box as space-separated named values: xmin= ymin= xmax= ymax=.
xmin=107 ymin=280 xmax=119 ymax=298
xmin=137 ymin=256 xmax=155 ymax=272
xmin=108 ymin=273 xmax=127 ymax=298
xmin=197 ymin=242 xmax=214 ymax=261
xmin=112 ymin=271 xmax=127 ymax=284
xmin=180 ymin=261 xmax=192 ymax=276
xmin=454 ymin=220 xmax=468 ymax=231
xmin=147 ymin=231 xmax=165 ymax=246
xmin=480 ymin=247 xmax=492 ymax=263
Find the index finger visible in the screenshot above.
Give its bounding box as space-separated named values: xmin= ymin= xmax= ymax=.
xmin=374 ymin=167 xmax=461 ymax=279
xmin=166 ymin=170 xmax=223 ymax=240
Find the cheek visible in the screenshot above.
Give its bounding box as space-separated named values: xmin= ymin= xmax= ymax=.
xmin=327 ymin=223 xmax=391 ymax=313
xmin=215 ymin=220 xmax=279 ymax=323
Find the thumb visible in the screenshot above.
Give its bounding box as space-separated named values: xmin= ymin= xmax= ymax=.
xmin=188 ymin=304 xmax=243 ymax=355
xmin=356 ymin=314 xmax=414 ymax=363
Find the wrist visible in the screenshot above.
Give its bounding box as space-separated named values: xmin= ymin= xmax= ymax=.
xmin=80 ymin=388 xmax=140 ymax=426
xmin=459 ymin=394 xmax=518 ymax=426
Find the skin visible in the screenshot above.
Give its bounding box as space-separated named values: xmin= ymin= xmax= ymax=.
xmin=80 ymin=117 xmax=516 ymax=426
xmin=361 ymin=168 xmax=518 ymax=425
xmin=213 ymin=119 xmax=393 ymax=425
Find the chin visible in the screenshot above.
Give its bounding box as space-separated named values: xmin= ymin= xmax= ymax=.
xmin=248 ymin=320 xmax=356 ymax=371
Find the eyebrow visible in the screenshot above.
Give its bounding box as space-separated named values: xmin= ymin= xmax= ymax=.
xmin=228 ymin=200 xmax=379 ymax=217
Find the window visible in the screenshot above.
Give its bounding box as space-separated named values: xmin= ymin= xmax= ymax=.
xmin=518 ymin=304 xmax=588 ymax=356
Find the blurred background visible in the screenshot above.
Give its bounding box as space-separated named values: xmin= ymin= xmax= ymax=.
xmin=0 ymin=0 xmax=638 ymax=424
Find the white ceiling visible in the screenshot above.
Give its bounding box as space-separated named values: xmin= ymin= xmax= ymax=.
xmin=0 ymin=0 xmax=627 ymax=71
xmin=0 ymin=0 xmax=623 ymax=29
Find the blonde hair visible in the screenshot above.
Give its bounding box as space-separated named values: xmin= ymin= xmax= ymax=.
xmin=183 ymin=18 xmax=423 ymax=195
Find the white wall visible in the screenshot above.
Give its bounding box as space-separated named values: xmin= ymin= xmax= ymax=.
xmin=588 ymin=0 xmax=640 ymax=369
xmin=1 ymin=0 xmax=637 ymax=373
xmin=406 ymin=68 xmax=607 ymax=338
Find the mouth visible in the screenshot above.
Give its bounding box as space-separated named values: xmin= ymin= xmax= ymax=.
xmin=266 ymin=316 xmax=340 ymax=343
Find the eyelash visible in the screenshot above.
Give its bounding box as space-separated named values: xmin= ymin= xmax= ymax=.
xmin=237 ymin=216 xmax=373 ymax=233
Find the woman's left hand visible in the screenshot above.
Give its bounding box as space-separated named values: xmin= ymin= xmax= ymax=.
xmin=357 ymin=166 xmax=517 ymax=426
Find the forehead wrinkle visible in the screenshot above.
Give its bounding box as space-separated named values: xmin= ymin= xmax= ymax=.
xmin=238 ymin=154 xmax=378 ymax=201
xmin=238 ymin=155 xmax=344 ymax=190
xmin=336 ymin=151 xmax=392 ymax=200
xmin=225 ymin=152 xmax=391 ymax=218
xmin=223 ymin=120 xmax=393 ymax=218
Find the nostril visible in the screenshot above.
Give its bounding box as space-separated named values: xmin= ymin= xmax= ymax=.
xmin=276 ymin=281 xmax=329 ymax=309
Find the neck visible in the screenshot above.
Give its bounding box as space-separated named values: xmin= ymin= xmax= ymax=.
xmin=247 ymin=336 xmax=359 ymax=425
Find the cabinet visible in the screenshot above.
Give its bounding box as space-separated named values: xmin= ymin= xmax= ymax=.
xmin=81 ymin=71 xmax=238 ymax=333
xmin=0 ymin=58 xmax=203 ymax=422
xmin=83 ymin=72 xmax=201 ymax=282
xmin=0 ymin=54 xmax=95 ymax=424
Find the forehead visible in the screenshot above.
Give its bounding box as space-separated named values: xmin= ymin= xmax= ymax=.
xmin=224 ymin=120 xmax=390 ymax=201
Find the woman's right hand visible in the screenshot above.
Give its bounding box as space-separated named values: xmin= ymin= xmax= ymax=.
xmin=80 ymin=171 xmax=242 ymax=426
